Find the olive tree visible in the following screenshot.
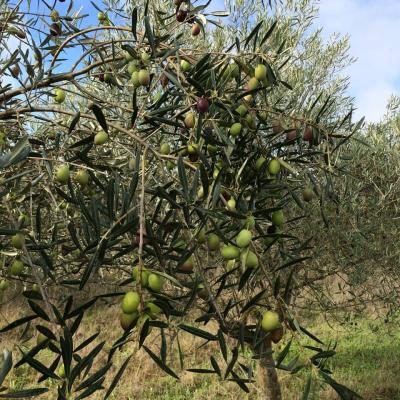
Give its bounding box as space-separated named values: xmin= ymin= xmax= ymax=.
xmin=295 ymin=95 xmax=400 ymax=319
xmin=0 ymin=0 xmax=362 ymax=399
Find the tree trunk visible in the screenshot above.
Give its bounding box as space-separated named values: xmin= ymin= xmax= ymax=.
xmin=255 ymin=338 xmax=282 ymax=400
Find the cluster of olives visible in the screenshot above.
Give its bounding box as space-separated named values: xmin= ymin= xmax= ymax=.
xmin=54 ymin=162 xmax=112 ymax=187
xmin=174 ymin=0 xmax=201 ymax=37
xmin=1 ymin=213 xmax=39 ymax=284
xmin=156 ymin=102 xmax=211 ymax=169
xmin=95 ymin=47 xmax=152 ymax=86
xmin=177 ymin=218 xmax=258 ymax=276
xmin=223 ymin=63 xmax=268 ymax=138
xmin=119 ymin=265 xmax=165 ymax=330
xmin=220 ymin=225 xmax=259 ymax=271
xmin=6 ymin=233 xmax=26 ymax=277
xmin=253 ymin=156 xmax=282 ymax=188
xmin=129 ymin=50 xmax=152 ymax=88
xmin=132 ymin=266 xmax=165 ymax=292
xmin=223 ymin=61 xmax=318 ymax=148
xmin=169 ymin=222 xmax=284 ymax=340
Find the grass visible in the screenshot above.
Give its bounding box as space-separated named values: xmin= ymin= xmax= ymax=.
xmin=1 ymin=296 xmax=399 ymax=400
xmin=279 ymin=316 xmax=400 ymax=399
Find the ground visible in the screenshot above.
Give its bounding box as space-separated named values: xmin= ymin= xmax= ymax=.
xmin=1 ymin=293 xmax=399 ymax=400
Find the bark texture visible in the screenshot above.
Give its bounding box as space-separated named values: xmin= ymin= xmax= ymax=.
xmin=255 ymin=338 xmax=282 ymax=400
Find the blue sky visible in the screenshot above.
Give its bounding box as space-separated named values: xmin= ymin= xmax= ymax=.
xmin=69 ymin=0 xmax=400 ymax=122
xmin=212 ymin=0 xmax=400 ymax=122
xmin=318 ymin=0 xmax=400 ymax=122
xmin=7 ymin=0 xmax=400 ymax=122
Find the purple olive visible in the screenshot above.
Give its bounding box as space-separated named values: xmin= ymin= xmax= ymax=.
xmin=286 ymin=129 xmax=297 ymax=141
xmin=303 ymin=126 xmax=313 ymax=142
xmin=50 ymin=22 xmax=61 ymax=36
xmin=160 ymin=73 xmax=169 ymax=88
xmin=196 ymin=97 xmax=209 ymax=114
xmin=176 ymin=9 xmax=188 ymax=22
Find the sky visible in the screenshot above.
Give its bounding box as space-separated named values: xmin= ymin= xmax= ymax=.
xmin=318 ymin=0 xmax=400 ymax=122
xmin=212 ymin=0 xmax=400 ymax=122
xmin=209 ymin=0 xmax=400 ymax=122
xmin=4 ymin=0 xmax=400 ymax=123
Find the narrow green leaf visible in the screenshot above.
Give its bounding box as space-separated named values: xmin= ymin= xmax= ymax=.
xmin=139 ymin=318 xmax=151 ymax=348
xmin=103 ymin=355 xmax=132 ymax=399
xmin=225 ymin=347 xmax=239 ymax=379
xmin=211 ymin=177 xmax=221 ymax=209
xmin=276 ymin=340 xmax=292 ymax=367
xmin=199 ymin=164 xmax=209 ymax=199
xmin=210 ymin=356 xmax=221 ymax=376
xmin=274 ymin=256 xmax=311 ymax=272
xmin=299 ymin=324 xmax=324 ymax=345
xmin=28 ymin=300 xmax=50 ymax=322
xmin=241 ymin=289 xmax=267 ymax=313
xmin=0 ymin=136 xmax=31 ymax=170
xmin=69 ymin=111 xmax=80 ymax=133
xmin=0 ymin=350 xmax=12 ymax=386
xmin=75 ymin=381 xmax=104 ymax=400
xmin=186 ymin=368 xmax=216 ymax=374
xmin=289 ymin=189 xmax=304 ymax=210
xmin=0 ymin=315 xmax=37 ymax=333
xmin=178 ymin=324 xmax=217 ymax=341
xmin=277 ymin=39 xmax=287 ymax=54
xmin=142 ymin=346 xmax=179 ymax=380
xmin=260 ymin=20 xmax=277 ymax=46
xmin=144 ymin=16 xmax=155 ymax=54
xmin=91 ymin=104 xmax=108 ymax=133
xmin=308 ymin=92 xmax=323 ymax=113
xmin=36 ymin=325 xmax=57 ymax=341
xmin=21 ymin=352 xmax=59 ymax=379
xmin=75 ymin=332 xmax=100 ymax=352
xmin=66 ymin=298 xmax=97 ymax=319
xmin=319 ymin=370 xmax=362 ymax=399
xmin=0 ymin=388 xmax=49 ymax=398
xmin=130 ymin=90 xmax=138 ymax=128
xmin=311 ymin=350 xmax=336 ymax=363
xmin=244 ymin=21 xmax=263 ymax=48
xmin=163 ymin=70 xmax=184 ymax=92
xmin=177 ymin=156 xmax=189 ymax=200
xmin=230 ymin=370 xmax=250 ymax=393
xmin=76 ymin=363 xmax=111 ymax=391
xmin=160 ymin=328 xmax=167 ymax=364
xmin=131 ymin=7 xmax=138 ymax=40
xmin=61 ymin=326 xmax=73 ymax=381
xmin=238 ymin=267 xmax=255 ymax=290
xmin=279 ymin=80 xmax=292 ymax=90
xmin=218 ymin=329 xmax=227 ymax=361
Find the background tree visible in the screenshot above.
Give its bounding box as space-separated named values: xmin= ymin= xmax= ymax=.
xmin=296 ymin=95 xmax=400 ymax=319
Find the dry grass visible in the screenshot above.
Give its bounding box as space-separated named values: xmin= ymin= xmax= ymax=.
xmin=1 ymin=287 xmax=400 ymax=400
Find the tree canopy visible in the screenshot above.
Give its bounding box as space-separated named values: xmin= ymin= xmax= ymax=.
xmin=0 ymin=1 xmax=387 ymax=399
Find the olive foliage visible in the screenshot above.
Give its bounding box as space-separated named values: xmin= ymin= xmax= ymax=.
xmin=0 ymin=0 xmax=364 ymax=398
